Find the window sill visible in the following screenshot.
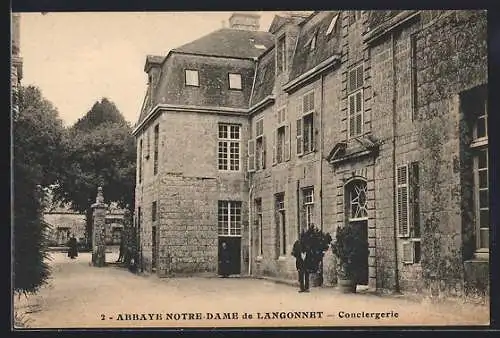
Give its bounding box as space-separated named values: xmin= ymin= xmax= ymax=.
xmin=277 ymin=256 xmax=288 ymax=261
xmin=255 ymin=256 xmax=263 ymax=262
xmin=470 ymin=138 xmax=488 ymax=148
xmin=471 ymin=251 xmax=489 ymax=261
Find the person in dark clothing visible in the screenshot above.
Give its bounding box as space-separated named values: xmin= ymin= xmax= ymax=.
xmin=117 ymin=232 xmax=125 ymax=263
xmin=219 ymin=242 xmax=231 ymax=278
xmin=292 ymin=239 xmax=310 ymax=292
xmin=67 ymin=235 xmax=78 ymax=259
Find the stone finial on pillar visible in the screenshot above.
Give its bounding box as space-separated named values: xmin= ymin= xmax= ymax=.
xmin=91 ymin=186 xmax=107 ymax=267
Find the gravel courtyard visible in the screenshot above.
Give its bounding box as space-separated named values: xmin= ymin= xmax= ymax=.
xmin=13 ymin=250 xmax=489 ymax=329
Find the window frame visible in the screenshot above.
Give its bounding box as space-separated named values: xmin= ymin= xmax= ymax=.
xmin=151 ymin=201 xmax=157 ymax=222
xmin=185 ymin=69 xmax=199 ymax=87
xmin=218 ymin=200 xmax=242 ymax=237
xmin=255 ymin=198 xmax=263 ymax=257
xmin=303 ymin=187 xmax=314 ymax=231
xmin=275 ymin=193 xmax=286 ymax=257
xmin=296 ymin=90 xmax=316 ymax=156
xmin=276 ymin=35 xmax=287 ymax=74
xmin=218 ymin=123 xmax=241 ymax=172
xmin=347 ymin=65 xmax=364 ymax=139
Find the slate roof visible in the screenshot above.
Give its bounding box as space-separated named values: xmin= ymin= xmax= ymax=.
xmin=173 ymin=28 xmax=274 ymax=59
xmin=250 ymin=48 xmax=275 ymax=107
xmin=289 ymin=11 xmax=342 ymax=82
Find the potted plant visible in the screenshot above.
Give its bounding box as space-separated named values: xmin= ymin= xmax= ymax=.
xmin=299 ymin=225 xmax=332 ymax=286
xmin=331 ymin=225 xmax=368 ymax=293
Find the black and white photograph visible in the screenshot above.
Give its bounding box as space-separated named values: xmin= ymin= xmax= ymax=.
xmin=11 ymin=10 xmax=490 ymax=329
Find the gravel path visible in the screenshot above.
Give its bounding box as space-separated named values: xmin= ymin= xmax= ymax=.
xmin=13 ymin=251 xmax=489 ymax=328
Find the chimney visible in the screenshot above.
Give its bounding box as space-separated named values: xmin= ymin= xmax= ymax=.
xmin=228 ymin=12 xmax=261 ymax=31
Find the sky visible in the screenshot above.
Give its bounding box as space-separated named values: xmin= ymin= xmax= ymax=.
xmin=19 ymin=11 xmax=279 ymax=127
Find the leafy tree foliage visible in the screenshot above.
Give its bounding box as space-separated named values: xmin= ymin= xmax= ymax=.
xmin=13 ymin=85 xmax=66 ymax=295
xmin=53 ymin=98 xmax=136 ymax=248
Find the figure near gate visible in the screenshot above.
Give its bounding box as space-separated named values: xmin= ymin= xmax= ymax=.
xmin=67 ymin=234 xmax=78 ymax=259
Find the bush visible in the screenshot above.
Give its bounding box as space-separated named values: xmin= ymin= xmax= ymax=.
xmin=331 ymin=225 xmax=369 ymax=279
xmin=299 ymin=226 xmax=332 ymax=273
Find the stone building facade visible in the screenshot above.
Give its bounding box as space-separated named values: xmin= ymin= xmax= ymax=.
xmin=134 ymin=10 xmax=488 ymax=296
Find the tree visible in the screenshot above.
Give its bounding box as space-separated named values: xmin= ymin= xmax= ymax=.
xmin=13 ymin=85 xmax=66 ymax=295
xmin=53 ymin=98 xmax=136 ymax=250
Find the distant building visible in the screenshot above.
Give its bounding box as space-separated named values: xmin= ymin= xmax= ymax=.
xmin=134 ymin=11 xmax=488 ymax=297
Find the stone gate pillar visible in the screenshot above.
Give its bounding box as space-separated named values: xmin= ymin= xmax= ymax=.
xmin=91 ymin=187 xmax=106 ymax=267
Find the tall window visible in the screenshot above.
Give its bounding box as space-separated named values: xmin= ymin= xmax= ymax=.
xmin=276 ymin=35 xmax=287 ymax=74
xmin=218 ymin=201 xmax=242 ymax=236
xmin=275 ymin=193 xmax=286 ymax=257
xmin=185 ymin=69 xmax=199 ymax=87
xmin=296 ymin=91 xmax=315 ymax=156
xmin=255 ymin=119 xmax=265 ymax=170
xmin=273 ymin=107 xmax=290 ymax=165
xmin=138 ymin=139 xmax=143 ymax=183
xmin=255 ymin=198 xmax=263 ymax=256
xmin=153 ymin=124 xmax=159 ymax=175
xmin=397 ymin=162 xmax=421 ymax=264
xmin=218 ymin=124 xmax=240 ymax=171
xmin=152 ymin=201 xmax=157 ymax=222
xmin=468 ymin=89 xmax=488 ymax=252
xmin=348 ymin=65 xmax=364 ymax=138
xmin=303 ymin=187 xmax=314 ymax=232
xmin=229 ymin=73 xmax=242 ymax=90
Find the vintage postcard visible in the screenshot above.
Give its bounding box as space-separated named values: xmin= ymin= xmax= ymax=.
xmin=12 ymin=10 xmax=490 ymax=329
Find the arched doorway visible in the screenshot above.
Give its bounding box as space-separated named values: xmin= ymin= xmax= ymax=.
xmin=344 ymin=178 xmax=369 ymax=286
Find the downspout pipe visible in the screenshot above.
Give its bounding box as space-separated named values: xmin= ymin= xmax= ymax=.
xmin=391 ymin=32 xmax=401 ymax=294
xmin=248 ymin=183 xmax=254 ymax=276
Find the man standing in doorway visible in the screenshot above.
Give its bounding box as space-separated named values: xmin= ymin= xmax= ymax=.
xmin=219 ymin=241 xmax=231 ymax=278
xmin=292 ymin=238 xmax=309 ymax=292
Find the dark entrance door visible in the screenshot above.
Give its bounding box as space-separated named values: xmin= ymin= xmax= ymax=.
xmin=152 ymin=225 xmax=157 ymax=271
xmin=218 ymin=236 xmax=241 ymax=275
xmin=350 ymin=220 xmax=369 ymax=285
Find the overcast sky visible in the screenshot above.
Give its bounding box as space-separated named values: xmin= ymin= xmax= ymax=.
xmin=19 ymin=11 xmax=280 ymax=127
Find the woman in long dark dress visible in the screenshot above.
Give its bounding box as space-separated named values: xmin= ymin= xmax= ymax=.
xmin=67 ymin=235 xmax=78 ymax=259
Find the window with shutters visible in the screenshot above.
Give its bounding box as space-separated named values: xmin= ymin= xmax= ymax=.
xmin=398 ymin=162 xmax=421 ymax=264
xmin=255 ymin=118 xmax=265 ymax=171
xmin=296 ymin=91 xmax=315 ymax=156
xmin=218 ymin=124 xmax=240 ymax=171
xmin=347 ymin=65 xmax=364 ymax=138
xmin=218 ymin=201 xmax=242 ymax=236
xmin=275 ymin=193 xmax=286 ymax=257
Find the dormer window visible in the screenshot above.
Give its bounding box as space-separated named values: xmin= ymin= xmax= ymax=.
xmin=276 ymin=35 xmax=287 ymax=74
xmin=229 ymin=73 xmax=242 ymax=90
xmin=185 ymin=69 xmax=199 ymax=87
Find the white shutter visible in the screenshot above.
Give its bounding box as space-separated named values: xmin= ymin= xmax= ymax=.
xmin=285 ymin=123 xmax=291 ymax=161
xmin=247 ymin=139 xmax=255 ymax=172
